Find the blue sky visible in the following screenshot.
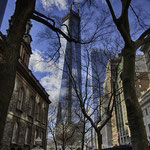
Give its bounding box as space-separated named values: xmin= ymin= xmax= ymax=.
xmin=1 ymin=0 xmax=150 ymax=104
xmin=1 ymin=0 xmax=71 ymax=103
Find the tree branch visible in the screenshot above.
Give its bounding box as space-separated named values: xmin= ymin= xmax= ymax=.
xmin=121 ymin=0 xmax=131 ymax=19
xmin=136 ymin=28 xmax=150 ymax=48
xmin=105 ymin=0 xmax=117 ymax=24
xmin=31 ymin=14 xmax=77 ymax=43
xmin=34 ymin=10 xmax=55 ymax=26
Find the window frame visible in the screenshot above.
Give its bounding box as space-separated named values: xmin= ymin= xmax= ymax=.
xmin=24 ymin=126 xmax=31 ymax=145
xmin=11 ymin=122 xmax=19 ymax=144
xmin=36 ymin=102 xmax=41 ymax=121
xmin=28 ymin=96 xmax=35 ymax=117
xmin=17 ymin=87 xmax=25 ymax=111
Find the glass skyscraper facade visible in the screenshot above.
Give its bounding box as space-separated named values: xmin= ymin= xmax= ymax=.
xmin=57 ymin=8 xmax=81 ymax=124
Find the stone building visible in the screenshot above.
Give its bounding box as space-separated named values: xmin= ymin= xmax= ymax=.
xmin=113 ymin=55 xmax=150 ymax=145
xmin=140 ymin=43 xmax=150 ymax=144
xmin=1 ymin=21 xmax=51 ymax=150
xmin=141 ymin=43 xmax=150 ymax=72
xmin=102 ymin=54 xmax=150 ymax=147
xmin=102 ymin=57 xmax=121 ymax=148
xmin=140 ymin=89 xmax=150 ymax=143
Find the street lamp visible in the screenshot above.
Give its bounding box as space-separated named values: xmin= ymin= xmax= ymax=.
xmin=31 ymin=137 xmax=44 ymax=150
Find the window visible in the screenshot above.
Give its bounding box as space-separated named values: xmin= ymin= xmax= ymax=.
xmin=42 ymin=104 xmax=47 ymax=124
xmin=36 ymin=102 xmax=41 ymax=121
xmin=148 ymin=124 xmax=150 ymax=132
xmin=17 ymin=88 xmax=24 ymax=110
xmin=34 ymin=129 xmax=38 ymax=145
xmin=40 ymin=131 xmax=44 ymax=146
xmin=23 ymin=53 xmax=26 ymax=63
xmin=25 ymin=126 xmax=31 ymax=145
xmin=148 ymin=50 xmax=150 ymax=57
xmin=142 ymin=110 xmax=145 ymax=117
xmin=28 ymin=96 xmax=34 ymax=116
xmin=139 ymin=84 xmax=141 ymax=88
xmin=12 ymin=122 xmax=19 ymax=143
xmin=145 ymin=108 xmax=148 ymax=116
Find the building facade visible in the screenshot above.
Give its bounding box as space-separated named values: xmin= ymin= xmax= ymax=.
xmin=1 ymin=21 xmax=50 ymax=150
xmin=56 ymin=6 xmax=82 ymax=149
xmin=108 ymin=55 xmax=150 ymax=146
xmin=102 ymin=57 xmax=121 ymax=148
xmin=57 ymin=7 xmax=81 ymax=124
xmin=141 ymin=43 xmax=150 ymax=72
xmin=91 ymin=50 xmax=113 ymax=120
xmin=140 ymin=43 xmax=150 ymax=144
xmin=140 ymin=89 xmax=150 ymax=143
xmin=90 ymin=50 xmax=113 ymax=149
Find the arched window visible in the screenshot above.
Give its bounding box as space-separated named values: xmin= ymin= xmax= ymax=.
xmin=28 ymin=96 xmax=34 ymax=116
xmin=17 ymin=87 xmax=24 ymax=110
xmin=12 ymin=122 xmax=19 ymax=143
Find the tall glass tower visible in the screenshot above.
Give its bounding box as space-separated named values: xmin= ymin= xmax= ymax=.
xmin=57 ymin=7 xmax=81 ymax=124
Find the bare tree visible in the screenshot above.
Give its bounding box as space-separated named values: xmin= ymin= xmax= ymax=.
xmin=48 ymin=105 xmax=86 ymax=150
xmin=1 ymin=1 xmax=150 ymax=150
xmin=74 ymin=0 xmax=150 ymax=149
xmin=62 ymin=43 xmax=119 ymax=150
xmin=105 ymin=1 xmax=150 ymax=150
xmin=0 ymin=1 xmax=111 ymax=143
xmin=48 ymin=106 xmax=58 ymax=150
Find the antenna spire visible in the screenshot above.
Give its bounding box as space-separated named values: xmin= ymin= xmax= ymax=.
xmin=71 ymin=0 xmax=74 ymax=11
xmin=77 ymin=0 xmax=79 ymax=14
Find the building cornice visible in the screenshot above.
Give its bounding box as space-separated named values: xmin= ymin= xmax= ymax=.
xmin=17 ymin=59 xmax=51 ymax=104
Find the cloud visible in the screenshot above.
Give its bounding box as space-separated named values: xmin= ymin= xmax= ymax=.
xmin=41 ymin=0 xmax=68 ymax=11
xmin=29 ymin=49 xmax=58 ymax=73
xmin=40 ymin=75 xmax=60 ymax=104
xmin=29 ymin=49 xmax=61 ymax=104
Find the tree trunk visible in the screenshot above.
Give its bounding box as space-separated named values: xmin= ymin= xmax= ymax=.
xmin=122 ymin=46 xmax=149 ymax=150
xmin=81 ymin=121 xmax=85 ymax=150
xmin=62 ymin=142 xmax=66 ymax=150
xmin=0 ymin=0 xmax=35 ymax=144
xmin=54 ymin=138 xmax=58 ymax=150
xmin=97 ymin=131 xmax=102 ymax=150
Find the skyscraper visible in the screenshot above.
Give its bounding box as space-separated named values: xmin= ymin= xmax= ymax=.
xmin=90 ymin=49 xmax=113 ymax=149
xmin=0 ymin=0 xmax=8 ymax=28
xmin=55 ymin=5 xmax=82 ymax=149
xmin=91 ymin=49 xmax=114 ymax=124
xmin=57 ymin=6 xmax=81 ymax=124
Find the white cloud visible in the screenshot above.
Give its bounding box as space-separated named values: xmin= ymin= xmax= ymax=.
xmin=41 ymin=0 xmax=68 ymax=11
xmin=41 ymin=75 xmax=60 ymax=104
xmin=29 ymin=49 xmax=58 ymax=73
xmin=29 ymin=49 xmax=61 ymax=104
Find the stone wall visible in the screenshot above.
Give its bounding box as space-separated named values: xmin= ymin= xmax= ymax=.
xmin=1 ymin=72 xmax=49 ymax=150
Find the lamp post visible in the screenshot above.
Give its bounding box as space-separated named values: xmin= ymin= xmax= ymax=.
xmin=31 ymin=137 xmax=44 ymax=150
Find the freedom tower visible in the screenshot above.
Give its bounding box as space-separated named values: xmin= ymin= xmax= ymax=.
xmin=56 ymin=4 xmax=82 ymax=124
